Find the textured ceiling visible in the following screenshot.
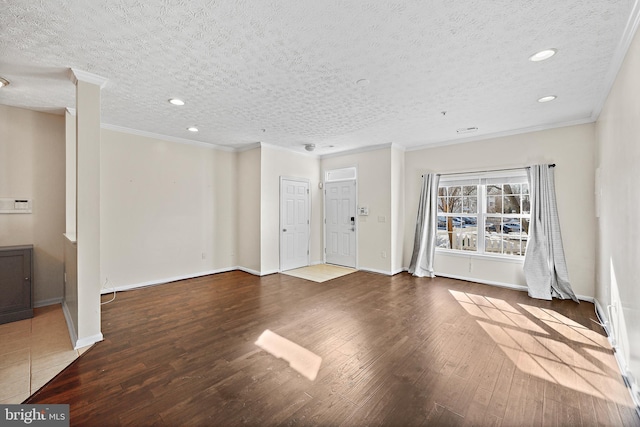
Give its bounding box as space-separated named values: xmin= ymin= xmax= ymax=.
xmin=0 ymin=1 xmax=638 ymax=155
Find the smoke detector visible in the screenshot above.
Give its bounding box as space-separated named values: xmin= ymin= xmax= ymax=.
xmin=304 ymin=144 xmax=316 ymax=152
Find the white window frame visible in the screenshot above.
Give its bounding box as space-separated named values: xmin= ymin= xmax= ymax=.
xmin=437 ymin=170 xmax=530 ymax=259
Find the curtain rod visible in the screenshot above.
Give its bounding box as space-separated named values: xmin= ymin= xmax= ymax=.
xmin=423 ymin=164 xmax=555 ymax=178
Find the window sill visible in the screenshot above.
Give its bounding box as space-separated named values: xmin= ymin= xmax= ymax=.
xmin=435 ymin=249 xmax=525 ymax=264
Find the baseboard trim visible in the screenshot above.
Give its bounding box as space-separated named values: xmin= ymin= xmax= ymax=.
xmin=359 ymin=267 xmax=393 ymax=276
xmin=425 ymin=272 xmax=596 ymax=303
xmin=75 ymin=333 xmax=103 ymax=350
xmin=100 ymin=267 xmax=237 ymax=294
xmin=236 ymin=266 xmax=263 ymax=276
xmin=34 ymin=297 xmax=63 ymax=308
xmin=594 ymin=298 xmax=640 ymax=413
xmin=61 ymin=300 xmax=78 ymax=349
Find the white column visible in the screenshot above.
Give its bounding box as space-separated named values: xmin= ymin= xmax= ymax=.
xmin=69 ymin=69 xmax=107 ymax=348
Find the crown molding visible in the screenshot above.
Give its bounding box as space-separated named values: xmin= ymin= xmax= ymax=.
xmin=68 ymin=68 xmax=108 ymax=88
xmin=404 ymin=117 xmax=595 ymax=152
xmin=320 ymin=142 xmax=400 ymax=159
xmin=259 ymin=142 xmax=320 ymax=158
xmin=236 ymin=142 xmax=262 ymax=152
xmin=65 ymin=107 xmax=76 ymax=116
xmin=591 ymin=0 xmax=640 ymax=121
xmin=100 ymin=123 xmax=235 ymax=151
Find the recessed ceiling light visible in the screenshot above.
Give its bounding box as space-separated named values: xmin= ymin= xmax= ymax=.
xmin=169 ymin=98 xmax=185 ymax=106
xmin=356 ymin=79 xmax=370 ymax=86
xmin=537 ymin=95 xmax=557 ymax=103
xmin=187 ymin=126 xmax=199 ymax=132
xmin=0 ymin=77 xmax=10 ymax=88
xmin=529 ymin=49 xmax=557 ymax=62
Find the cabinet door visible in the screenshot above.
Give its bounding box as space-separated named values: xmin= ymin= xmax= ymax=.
xmin=0 ymin=248 xmax=33 ymax=324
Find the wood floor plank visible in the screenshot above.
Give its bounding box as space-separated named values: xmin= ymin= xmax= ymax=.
xmin=24 ymin=271 xmax=639 ymax=426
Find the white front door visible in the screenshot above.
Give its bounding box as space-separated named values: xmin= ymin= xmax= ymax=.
xmin=280 ymin=178 xmax=310 ymax=271
xmin=325 ymin=180 xmax=356 ymax=268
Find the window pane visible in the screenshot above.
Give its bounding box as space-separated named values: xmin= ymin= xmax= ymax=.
xmin=438 ymin=187 xmax=446 ymax=197
xmin=448 ymin=186 xmax=461 ymax=197
xmin=485 ymin=231 xmax=502 ymax=253
xmin=486 ymin=216 xmax=500 ymax=233
xmin=504 ymin=194 xmax=521 ymax=214
xmin=459 ymin=228 xmax=477 ymax=251
xmin=522 ymin=218 xmax=530 ymax=234
xmin=487 ymin=185 xmax=502 ymax=196
xmin=464 ymin=185 xmax=477 ymax=196
xmin=450 ymin=197 xmax=462 ymax=213
xmin=487 ymin=196 xmax=499 ymax=214
xmin=503 ymin=218 xmax=521 ymax=234
xmin=505 ymin=184 xmax=520 ymax=195
xmin=436 ymin=229 xmax=450 ymax=248
xmin=522 ymin=195 xmax=530 ymax=214
xmin=463 ymin=197 xmax=478 ymax=214
xmin=522 ymin=183 xmax=529 ymax=194
xmin=437 ymin=216 xmax=446 ymax=230
xmin=438 ymin=197 xmax=445 ymax=213
xmin=462 ymin=216 xmax=477 ymax=227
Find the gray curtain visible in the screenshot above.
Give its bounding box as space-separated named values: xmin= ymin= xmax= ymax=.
xmin=409 ymin=173 xmax=440 ymax=278
xmin=523 ymin=164 xmax=578 ymax=302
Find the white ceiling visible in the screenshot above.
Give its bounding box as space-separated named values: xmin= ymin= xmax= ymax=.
xmin=1 ymin=1 xmax=638 ymax=155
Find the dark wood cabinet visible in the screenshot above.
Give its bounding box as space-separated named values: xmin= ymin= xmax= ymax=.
xmin=0 ymin=245 xmax=33 ymax=324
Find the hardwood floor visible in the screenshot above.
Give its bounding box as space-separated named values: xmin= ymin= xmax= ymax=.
xmin=27 ymin=271 xmax=639 ymax=426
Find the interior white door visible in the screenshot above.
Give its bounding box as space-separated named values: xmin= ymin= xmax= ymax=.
xmin=280 ymin=178 xmax=310 ymax=271
xmin=325 ymin=180 xmax=356 ymax=268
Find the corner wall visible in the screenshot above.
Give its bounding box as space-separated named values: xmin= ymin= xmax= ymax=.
xmin=260 ymin=145 xmax=322 ymax=274
xmin=237 ymin=147 xmax=261 ymax=274
xmin=0 ymin=105 xmax=65 ymax=305
xmin=595 ymin=22 xmax=640 ymax=405
xmin=100 ymin=129 xmax=237 ymax=289
xmin=322 ymin=147 xmax=393 ymax=274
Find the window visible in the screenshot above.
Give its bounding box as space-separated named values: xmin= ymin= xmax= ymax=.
xmin=437 ymin=171 xmax=530 ymax=257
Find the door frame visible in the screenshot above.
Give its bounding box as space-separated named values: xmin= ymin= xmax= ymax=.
xmin=279 ymin=176 xmax=311 ymax=272
xmin=323 ymin=167 xmax=358 ymax=269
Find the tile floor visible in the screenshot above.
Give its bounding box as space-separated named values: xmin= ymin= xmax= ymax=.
xmin=0 ymin=304 xmax=90 ymax=404
xmin=281 ymin=263 xmax=357 ymax=282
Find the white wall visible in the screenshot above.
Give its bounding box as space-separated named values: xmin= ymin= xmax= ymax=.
xmin=322 ymin=147 xmax=393 ymax=274
xmin=0 ymin=105 xmax=65 ymax=305
xmin=100 ymin=129 xmax=237 ymax=289
xmin=595 ymin=23 xmax=640 ymax=404
xmin=260 ymin=144 xmax=322 ymax=273
xmin=403 ymin=124 xmax=597 ymax=298
xmin=236 ymin=147 xmax=261 ymax=274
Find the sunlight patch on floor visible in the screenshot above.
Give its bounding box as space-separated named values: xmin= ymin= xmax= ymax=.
xmin=255 ymin=329 xmax=322 ymax=381
xmin=449 ymin=289 xmax=632 ymax=405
